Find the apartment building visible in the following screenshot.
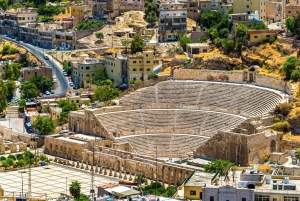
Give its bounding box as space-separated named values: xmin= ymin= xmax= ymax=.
xmin=180 ymin=0 xmax=200 ymax=21
xmin=71 ymin=54 xmax=104 ymax=88
xmin=105 ymin=52 xmax=128 ymax=86
xmin=0 ymin=8 xmax=37 ymax=37
xmin=70 ymin=5 xmax=85 ymax=25
xmin=265 ymin=1 xmax=282 ymax=22
xmin=285 ymin=3 xmax=300 ymax=18
xmin=233 ymin=0 xmax=266 ymax=20
xmin=199 ymin=0 xmax=212 ymax=11
xmin=158 ymin=3 xmax=187 ymax=42
xmin=92 ymin=0 xmax=109 ymax=20
xmin=127 ymin=50 xmax=154 ymax=82
xmin=22 ymin=66 xmax=53 ymax=82
xmin=228 ymin=12 xmax=263 ymax=29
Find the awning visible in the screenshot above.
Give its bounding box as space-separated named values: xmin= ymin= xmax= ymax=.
xmin=119 ymin=189 xmax=139 ymax=196
xmin=104 ymin=186 xmax=139 ymax=197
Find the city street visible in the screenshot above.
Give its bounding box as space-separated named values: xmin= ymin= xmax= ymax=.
xmin=3 ymin=37 xmax=71 ymax=96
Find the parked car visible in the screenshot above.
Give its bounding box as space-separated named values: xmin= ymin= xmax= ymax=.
xmin=45 ymin=91 xmax=50 ymax=95
xmin=63 ymin=72 xmax=68 ymax=76
xmin=143 ymin=38 xmax=150 ymax=42
xmin=39 ymin=93 xmax=43 ymax=97
xmin=44 ymin=55 xmax=49 ymax=60
xmin=69 ymin=82 xmax=74 ymax=87
xmin=50 ymin=90 xmax=55 ymax=94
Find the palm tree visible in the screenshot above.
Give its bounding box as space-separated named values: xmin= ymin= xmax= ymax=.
xmin=69 ymin=181 xmax=81 ymax=199
xmin=134 ymin=174 xmax=146 ymax=195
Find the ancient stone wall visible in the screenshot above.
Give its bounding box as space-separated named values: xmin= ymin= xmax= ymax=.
xmin=173 ymin=69 xmax=293 ymax=95
xmin=194 ymin=131 xmax=249 ymax=165
xmin=0 ymin=125 xmax=32 ymax=145
xmin=44 ymin=136 xmax=89 ymax=161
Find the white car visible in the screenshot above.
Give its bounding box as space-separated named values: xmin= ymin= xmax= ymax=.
xmin=69 ymin=82 xmax=74 ymax=87
xmin=63 ymin=72 xmax=68 ymax=76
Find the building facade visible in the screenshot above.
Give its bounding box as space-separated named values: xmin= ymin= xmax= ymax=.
xmin=71 ymin=54 xmax=104 ymax=88
xmin=22 ymin=66 xmax=53 ymax=82
xmin=127 ymin=50 xmax=154 ymax=82
xmin=105 ymin=53 xmax=127 ymax=86
xmin=159 ymin=3 xmax=187 ymax=42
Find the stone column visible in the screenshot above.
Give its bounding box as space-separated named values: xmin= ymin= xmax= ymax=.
xmin=129 ymin=173 xmax=132 ymax=181
xmin=168 ymin=167 xmax=171 ymax=185
xmin=119 ymin=171 xmax=123 ymax=179
xmin=123 ymin=172 xmax=127 ymax=180
xmin=109 ymin=167 xmax=112 ymax=176
xmin=95 ymin=165 xmax=99 ymax=173
xmin=76 ymin=161 xmax=79 ymax=168
xmin=104 ymin=167 xmax=107 ymax=175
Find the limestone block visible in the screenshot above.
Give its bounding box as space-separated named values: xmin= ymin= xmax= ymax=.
xmin=0 ymin=144 xmax=5 ymax=154
xmin=54 ymin=158 xmax=57 ymax=162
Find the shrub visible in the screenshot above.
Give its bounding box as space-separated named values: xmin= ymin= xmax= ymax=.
xmin=269 ymin=36 xmax=276 ymax=44
xmin=235 ymin=41 xmax=242 ymax=50
xmin=148 ymin=73 xmax=158 ymax=80
xmin=135 ymin=79 xmax=142 ymax=83
xmin=197 ymin=36 xmax=208 ymax=43
xmin=130 ymin=80 xmax=135 ymax=84
xmin=273 ymin=121 xmax=291 ymax=132
xmin=7 ymin=155 xmax=16 ymax=161
xmin=128 ymin=24 xmax=133 ymax=27
xmin=0 ymin=156 xmax=6 ymax=161
xmin=274 ymin=117 xmax=281 ymax=122
xmin=263 ymin=156 xmax=270 ymax=162
xmin=291 ymin=70 xmax=300 ymax=80
xmin=183 ymin=59 xmax=191 ymax=66
xmin=267 ymin=69 xmax=273 ymax=73
xmin=274 ymin=103 xmax=291 ymax=116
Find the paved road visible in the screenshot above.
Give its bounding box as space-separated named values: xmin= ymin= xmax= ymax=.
xmin=3 ymin=37 xmax=71 ymax=97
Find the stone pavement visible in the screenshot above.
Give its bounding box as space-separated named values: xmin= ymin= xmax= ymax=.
xmin=0 ymin=162 xmax=121 ymax=200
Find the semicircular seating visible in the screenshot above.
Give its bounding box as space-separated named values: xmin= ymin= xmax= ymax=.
xmin=96 ymin=109 xmax=247 ymax=135
xmin=120 ymin=81 xmax=285 ymax=116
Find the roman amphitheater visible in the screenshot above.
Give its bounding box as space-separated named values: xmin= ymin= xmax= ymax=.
xmin=44 ymin=69 xmax=293 ymax=186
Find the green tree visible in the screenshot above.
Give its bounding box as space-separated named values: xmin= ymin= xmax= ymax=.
xmin=1 ymin=160 xmax=9 ymax=169
xmin=18 ymin=99 xmax=26 ymax=113
xmin=146 ymin=11 xmax=158 ymax=26
xmin=57 ymin=99 xmax=78 ymax=123
xmin=130 ymin=35 xmax=146 ymax=53
xmin=0 ymin=0 xmax=8 ymax=10
xmin=3 ymin=62 xmax=22 ymax=80
xmin=93 ymin=86 xmax=121 ymax=102
xmin=249 ymin=22 xmax=267 ymax=30
xmin=281 ymin=56 xmax=300 ymax=79
xmin=134 ymin=174 xmax=147 ymax=194
xmin=5 ymin=158 xmax=14 ymax=166
xmin=33 ymin=115 xmax=55 ymax=135
xmin=29 ymin=75 xmax=53 ymax=93
xmin=93 ymin=68 xmax=112 ymax=86
xmin=208 ymin=28 xmax=219 ymax=41
xmin=178 ymin=35 xmax=192 ymax=51
xmin=234 ymin=23 xmax=248 ymax=39
xmin=198 ymin=10 xmax=223 ymax=29
xmin=219 ymin=28 xmax=229 ymax=39
xmin=294 ymin=13 xmax=300 ymax=36
xmin=69 ymin=181 xmax=81 ymax=199
xmin=75 ymin=194 xmax=90 ymax=201
xmin=204 ymin=159 xmax=234 ymax=175
xmin=122 ymin=40 xmax=131 ymax=53
xmin=0 ymin=156 xmax=5 ymax=161
xmin=0 ymin=79 xmax=8 ymax=114
xmin=197 ymin=36 xmax=208 ymax=43
xmin=25 ymin=0 xmax=35 ymax=8
xmin=273 ymin=121 xmax=291 ymax=132
xmin=22 ymin=82 xmax=39 ymax=98
xmin=7 ymin=154 xmax=16 ymax=161
xmin=6 ymin=80 xmax=16 ymax=100
xmin=295 ymin=148 xmax=300 ymax=159
xmin=286 ymin=17 xmax=295 ymax=34
xmin=144 ymin=0 xmax=157 ymax=16
xmin=95 ymin=32 xmax=104 ymax=41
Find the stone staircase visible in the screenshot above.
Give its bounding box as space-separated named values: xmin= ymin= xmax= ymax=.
xmin=6 ymin=106 xmax=19 ymax=118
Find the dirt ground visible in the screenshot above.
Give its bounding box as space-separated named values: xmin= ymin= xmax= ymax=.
xmin=283 ymin=133 xmax=300 ymax=142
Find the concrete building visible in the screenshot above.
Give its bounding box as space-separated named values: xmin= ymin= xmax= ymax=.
xmin=228 ymin=12 xmax=263 ymax=29
xmin=54 ymin=30 xmax=75 ymax=50
xmin=285 ymin=3 xmax=300 ymax=18
xmin=219 ymin=4 xmax=233 ymax=16
xmin=181 ymin=0 xmax=200 ymax=21
xmin=265 ymin=1 xmax=282 ymax=22
xmin=71 ymin=54 xmax=105 ymax=88
xmin=158 ymin=3 xmax=187 ymax=42
xmin=22 ymin=66 xmax=53 ymax=82
xmin=199 ymin=0 xmax=212 ymax=11
xmin=233 ymin=0 xmax=266 ymax=20
xmin=0 ymin=8 xmax=38 ymax=38
xmin=105 ymin=52 xmax=128 ymax=86
xmin=186 ymin=43 xmax=211 ymax=57
xmin=70 ymin=5 xmax=85 ymax=25
xmin=127 ymin=50 xmax=154 ymax=82
xmin=248 ymin=29 xmax=277 ymax=45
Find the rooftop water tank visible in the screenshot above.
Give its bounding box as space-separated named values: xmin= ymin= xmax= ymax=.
xmin=266 ymin=177 xmax=271 ymax=184
xmin=238 ymin=181 xmax=243 ymax=188
xmin=243 ymin=181 xmax=248 ymax=188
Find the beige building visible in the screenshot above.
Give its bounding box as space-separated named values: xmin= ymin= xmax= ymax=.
xmin=22 ymin=66 xmax=53 ymax=82
xmin=285 ymin=3 xmax=300 ymax=18
xmin=248 ymin=29 xmax=277 ymax=45
xmin=159 ymin=3 xmax=187 ymax=42
xmin=186 ymin=43 xmax=211 ymax=57
xmin=70 ymin=5 xmax=84 ymax=25
xmin=127 ymin=50 xmax=154 ymax=82
xmin=0 ymin=8 xmax=37 ymax=38
xmin=233 ymin=0 xmax=266 ymax=20
xmin=181 ymin=0 xmax=200 ymax=21
xmin=71 ymin=54 xmax=105 ymax=88
xmin=105 ymin=53 xmax=127 ymax=86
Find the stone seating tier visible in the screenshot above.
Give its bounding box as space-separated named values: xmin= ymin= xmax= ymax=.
xmin=114 ymin=134 xmax=209 ymax=156
xmin=96 ymin=109 xmax=246 ymax=135
xmin=120 ymin=81 xmax=285 ymax=117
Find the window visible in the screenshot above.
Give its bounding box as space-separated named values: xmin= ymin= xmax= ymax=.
xmin=288 ymin=11 xmax=291 ymax=13
xmin=133 ymin=61 xmax=137 ymax=63
xmin=86 ymin=74 xmax=89 ymax=77
xmin=133 ymin=68 xmax=137 ymax=71
xmin=210 ymin=196 xmax=214 ymax=201
xmin=140 ymin=68 xmax=143 ymax=71
xmin=86 ymin=67 xmax=90 ymax=70
xmin=139 ymin=61 xmax=142 ymax=63
xmin=255 ymin=195 xmax=270 ymax=201
xmin=147 ymin=68 xmax=150 ymax=71
xmin=242 ymin=198 xmax=246 ymax=201
xmin=246 ymin=5 xmax=249 ymax=8
xmin=28 ymin=72 xmax=30 ymax=74
xmin=111 ymin=70 xmax=113 ymax=72
xmin=273 ymin=199 xmax=277 ymax=201
xmin=146 ymin=61 xmax=150 ymax=63
xmin=146 ymin=54 xmax=148 ymax=57
xmin=254 ymin=36 xmax=258 ymax=38
xmin=266 ymin=35 xmax=270 ymax=38
xmin=92 ymin=74 xmax=94 ymax=76
xmin=190 ymin=191 xmax=196 ymax=195
xmin=284 ymin=197 xmax=299 ymax=201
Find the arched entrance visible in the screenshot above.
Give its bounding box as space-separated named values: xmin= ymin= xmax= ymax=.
xmin=271 ymin=140 xmax=276 ymax=152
